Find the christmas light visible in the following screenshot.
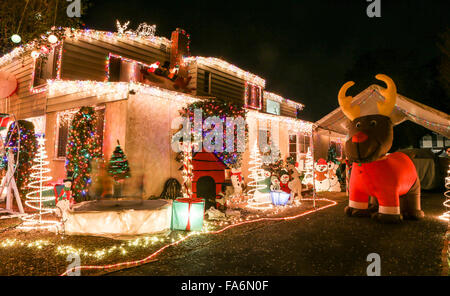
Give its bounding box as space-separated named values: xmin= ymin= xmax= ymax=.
xmin=48 ymin=34 xmax=58 ymax=44
xmin=247 ymin=143 xmax=266 ymax=198
xmin=438 ymin=164 xmax=450 ymax=222
xmin=263 ymin=91 xmax=305 ymax=111
xmin=247 ymin=110 xmax=314 ymax=135
xmin=11 ymin=34 xmax=21 ymax=44
xmin=31 ymin=50 xmax=40 ymax=59
xmin=19 ymin=136 xmax=60 ymax=230
xmin=183 ymin=56 xmax=266 ymax=88
xmin=60 ymin=198 xmax=337 ymax=275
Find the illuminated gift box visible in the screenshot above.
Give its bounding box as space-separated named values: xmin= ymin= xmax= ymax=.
xmin=171 ymin=198 xmax=205 ymax=231
xmin=270 ymin=191 xmax=291 ymax=206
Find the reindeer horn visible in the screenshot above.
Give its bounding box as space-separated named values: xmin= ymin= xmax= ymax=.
xmin=338 ymin=81 xmax=360 ymax=121
xmin=375 ymin=74 xmax=397 ymax=117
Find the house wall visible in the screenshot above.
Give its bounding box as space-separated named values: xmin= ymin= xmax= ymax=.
xmin=61 ymin=36 xmax=169 ymax=82
xmin=0 ymin=56 xmax=46 ymax=119
xmin=122 ymin=93 xmax=184 ymax=198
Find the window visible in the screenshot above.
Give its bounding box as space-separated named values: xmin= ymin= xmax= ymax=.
xmin=56 ymin=108 xmax=105 ymax=159
xmin=299 ymin=134 xmax=311 ymax=154
xmin=244 ymin=82 xmax=262 ymax=110
xmin=203 ymin=71 xmax=211 ymax=94
xmin=289 ymin=134 xmax=297 ymax=161
xmin=266 ymin=99 xmax=280 ymax=115
xmin=32 ymin=45 xmax=60 ymax=88
xmin=330 ymin=141 xmax=343 ymax=159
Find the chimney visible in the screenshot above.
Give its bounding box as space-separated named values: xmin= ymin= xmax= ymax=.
xmin=170 ymin=28 xmax=190 ymax=70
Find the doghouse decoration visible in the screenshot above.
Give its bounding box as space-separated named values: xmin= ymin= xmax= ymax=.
xmin=170 ymin=197 xmax=205 ymax=231
xmin=339 ymin=74 xmax=424 ymax=222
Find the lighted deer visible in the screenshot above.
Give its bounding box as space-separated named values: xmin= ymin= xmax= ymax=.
xmin=339 ymin=74 xmax=424 ymax=223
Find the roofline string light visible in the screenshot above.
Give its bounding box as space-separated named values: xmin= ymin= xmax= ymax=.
xmin=183 ymin=56 xmax=266 ymax=88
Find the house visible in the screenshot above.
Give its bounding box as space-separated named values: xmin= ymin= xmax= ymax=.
xmin=0 ymin=26 xmax=313 ymax=201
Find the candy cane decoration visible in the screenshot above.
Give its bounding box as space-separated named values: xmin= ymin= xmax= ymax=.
xmin=181 ymin=143 xmax=193 ymax=199
xmin=438 ymin=163 xmax=450 ymax=222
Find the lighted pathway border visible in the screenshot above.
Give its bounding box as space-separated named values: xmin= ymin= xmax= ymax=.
xmin=60 ymin=198 xmax=337 ymax=276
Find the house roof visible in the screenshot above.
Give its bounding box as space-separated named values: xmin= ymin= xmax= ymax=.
xmin=315 ymin=85 xmax=450 ymax=138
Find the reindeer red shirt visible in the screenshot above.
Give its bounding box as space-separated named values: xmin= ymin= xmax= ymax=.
xmin=349 ymin=152 xmax=418 ymax=214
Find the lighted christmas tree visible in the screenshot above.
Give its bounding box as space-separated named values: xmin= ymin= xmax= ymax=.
xmin=21 ymin=136 xmax=58 ymax=230
xmin=108 ymin=140 xmax=130 ymax=197
xmin=302 ymin=147 xmax=314 ymax=187
xmin=65 ymin=106 xmax=102 ymax=202
xmin=3 ymin=120 xmax=37 ymax=197
xmin=247 ymin=143 xmax=266 ymax=198
xmin=108 ymin=140 xmax=130 ymax=181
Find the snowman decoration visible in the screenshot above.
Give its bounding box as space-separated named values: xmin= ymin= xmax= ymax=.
xmin=230 ymin=167 xmax=244 ymax=198
xmin=314 ymin=158 xmax=330 ymax=192
xmin=270 ymin=176 xmax=281 ymax=191
xmin=327 ymin=161 xmax=341 ymax=192
xmin=279 ymin=170 xmax=291 ymax=195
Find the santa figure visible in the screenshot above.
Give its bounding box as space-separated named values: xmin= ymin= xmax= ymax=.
xmin=314 ymin=158 xmax=330 ymax=192
xmin=279 ymin=170 xmax=291 ymax=194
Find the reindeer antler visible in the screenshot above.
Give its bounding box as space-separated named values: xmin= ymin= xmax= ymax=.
xmin=338 ymin=81 xmax=360 ymax=121
xmin=375 ymin=74 xmax=397 ymax=117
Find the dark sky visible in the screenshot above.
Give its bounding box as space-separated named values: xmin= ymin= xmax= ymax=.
xmin=84 ymin=0 xmax=449 ymax=122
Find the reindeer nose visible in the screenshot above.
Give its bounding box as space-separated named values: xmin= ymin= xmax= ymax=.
xmin=352 ymin=131 xmax=368 ymax=143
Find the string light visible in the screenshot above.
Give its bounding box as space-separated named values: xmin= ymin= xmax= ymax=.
xmin=183 ymin=56 xmax=266 ymax=88
xmin=60 ymin=198 xmax=337 ymax=275
xmin=264 ymin=91 xmax=305 ymax=111
xmin=438 ymin=164 xmax=450 ymax=222
xmin=19 ymin=137 xmax=60 ymax=230
xmin=247 ymin=110 xmax=314 ymax=135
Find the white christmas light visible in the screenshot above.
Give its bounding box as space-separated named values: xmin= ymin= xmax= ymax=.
xmin=11 ymin=34 xmax=21 ymax=43
xmin=31 ymin=50 xmax=40 ymax=59
xmin=19 ymin=137 xmax=59 ymax=230
xmin=183 ymin=56 xmax=266 ymax=88
xmin=264 ymin=91 xmax=305 ymax=110
xmin=438 ymin=165 xmax=450 ymax=222
xmin=47 ymin=34 xmax=58 ymax=44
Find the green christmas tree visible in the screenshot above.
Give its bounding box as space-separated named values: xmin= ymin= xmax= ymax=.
xmin=108 ymin=140 xmax=131 ymax=181
xmin=65 ymin=106 xmax=102 ymax=202
xmin=3 ymin=120 xmax=37 ymax=197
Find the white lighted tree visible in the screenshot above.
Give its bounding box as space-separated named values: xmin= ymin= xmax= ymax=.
xmin=247 ymin=143 xmax=266 ymax=198
xmin=20 ymin=136 xmax=59 ymax=230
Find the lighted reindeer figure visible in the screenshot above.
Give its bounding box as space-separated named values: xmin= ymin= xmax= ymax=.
xmin=339 ymin=74 xmax=424 ymax=223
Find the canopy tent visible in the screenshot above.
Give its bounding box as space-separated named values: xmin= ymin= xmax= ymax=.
xmin=315 ymin=85 xmax=450 ymax=138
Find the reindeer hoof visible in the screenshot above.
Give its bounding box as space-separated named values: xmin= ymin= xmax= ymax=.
xmin=371 ymin=212 xmax=403 ymax=223
xmin=402 ymin=210 xmax=424 ymax=220
xmin=345 ymin=206 xmax=371 ymax=217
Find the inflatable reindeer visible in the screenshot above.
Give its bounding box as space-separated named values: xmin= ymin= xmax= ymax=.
xmin=339 ymin=74 xmax=424 ymax=223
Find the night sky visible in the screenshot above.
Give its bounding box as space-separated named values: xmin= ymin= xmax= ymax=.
xmin=84 ymin=0 xmax=449 ymax=122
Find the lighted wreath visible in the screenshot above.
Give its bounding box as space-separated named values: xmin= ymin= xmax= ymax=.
xmin=175 ymin=98 xmax=248 ymax=167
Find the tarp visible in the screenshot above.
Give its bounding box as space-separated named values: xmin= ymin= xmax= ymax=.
xmin=64 ymin=199 xmax=172 ymax=236
xmin=315 ymin=85 xmax=450 ymax=138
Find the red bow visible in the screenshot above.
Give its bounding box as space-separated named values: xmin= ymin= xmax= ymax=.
xmin=176 ymin=198 xmax=203 ymax=231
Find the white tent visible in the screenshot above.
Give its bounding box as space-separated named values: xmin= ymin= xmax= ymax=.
xmin=315 ymin=85 xmax=450 ymax=138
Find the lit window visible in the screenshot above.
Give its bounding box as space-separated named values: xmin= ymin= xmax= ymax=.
xmin=244 ymin=82 xmax=262 ymax=110
xmin=56 ymin=108 xmax=105 ymax=159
